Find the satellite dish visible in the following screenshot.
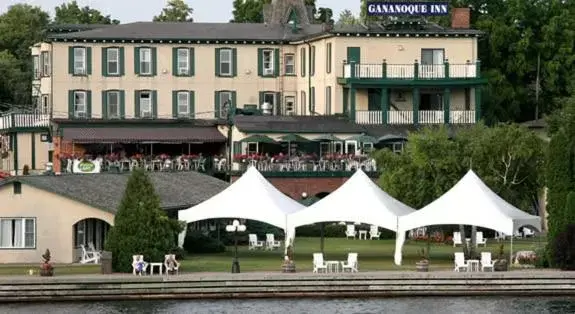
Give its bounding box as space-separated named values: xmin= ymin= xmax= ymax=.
xmin=261 ymin=102 xmax=273 ymax=115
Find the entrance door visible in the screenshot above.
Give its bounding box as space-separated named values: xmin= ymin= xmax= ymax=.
xmin=347 ymin=47 xmax=361 ymax=63
xmin=420 ymin=93 xmax=443 ymax=110
xmin=345 ymin=141 xmax=357 ymax=154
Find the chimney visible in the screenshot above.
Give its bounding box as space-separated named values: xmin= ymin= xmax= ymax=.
xmin=451 ymin=8 xmax=470 ymax=29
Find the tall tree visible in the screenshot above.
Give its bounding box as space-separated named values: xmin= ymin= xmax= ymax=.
xmin=54 ymin=1 xmax=120 ymax=24
xmin=337 ymin=9 xmax=359 ymax=25
xmin=0 ymin=51 xmax=29 ymax=108
xmin=231 ymin=0 xmax=269 ymax=23
xmin=154 ymin=0 xmax=194 ymax=22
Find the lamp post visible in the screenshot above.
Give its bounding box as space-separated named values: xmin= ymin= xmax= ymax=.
xmin=225 ymin=219 xmax=246 ymax=273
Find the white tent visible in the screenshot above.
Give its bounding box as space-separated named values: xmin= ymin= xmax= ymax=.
xmin=288 ymin=169 xmax=415 ymax=233
xmin=177 ymin=166 xmax=304 ymax=247
xmin=394 ymin=170 xmax=541 ymax=265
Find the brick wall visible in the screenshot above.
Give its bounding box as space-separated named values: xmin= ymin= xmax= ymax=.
xmin=451 ymin=8 xmax=470 ymax=29
xmin=52 ymin=136 xmax=86 ymax=172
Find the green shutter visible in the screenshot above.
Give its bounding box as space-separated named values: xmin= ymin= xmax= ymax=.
xmin=258 ymin=92 xmax=264 ymax=108
xmin=119 ymin=47 xmax=125 ymax=76
xmin=232 ymin=141 xmax=241 ymax=156
xmin=301 ymin=49 xmax=306 ymax=77
xmin=274 ymin=49 xmax=280 ymax=77
xmin=214 ymin=91 xmax=220 ymax=118
xmin=86 ymin=90 xmax=92 ymax=118
xmin=257 ymin=48 xmax=263 ymax=77
xmin=172 ymin=47 xmax=178 ymax=76
xmin=172 ymin=90 xmax=178 ymax=117
xmin=68 ymin=47 xmax=74 ymax=74
xmin=134 ymin=90 xmax=140 ymax=117
xmin=189 ymin=91 xmax=195 ymax=118
xmin=276 ymin=92 xmax=282 ymax=114
xmin=68 ymin=90 xmax=74 ymax=118
xmin=86 ymin=47 xmax=92 ymax=75
xmin=101 ymin=90 xmax=108 ymax=119
xmin=190 ymin=48 xmax=195 ymax=76
xmin=151 ymin=47 xmax=157 ymax=76
xmin=101 ymin=48 xmax=108 ymax=76
xmin=119 ymin=90 xmax=125 ymax=119
xmin=232 ymin=48 xmax=238 ymax=77
xmin=231 ymin=90 xmax=237 ymax=108
xmin=215 ymin=48 xmax=221 ymax=76
xmin=152 ymin=90 xmax=158 ymax=118
xmin=134 ymin=47 xmax=140 ymax=75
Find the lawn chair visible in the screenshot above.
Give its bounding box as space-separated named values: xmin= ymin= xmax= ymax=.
xmin=341 ymin=253 xmax=359 ymax=272
xmin=454 ymin=252 xmax=468 ymax=272
xmin=79 ymin=244 xmax=100 ymax=264
xmin=481 ymin=252 xmax=494 ymax=272
xmin=369 ymin=225 xmax=381 ymax=240
xmin=345 ymin=224 xmax=357 ymax=239
xmin=164 ymin=254 xmax=180 ymax=275
xmin=313 ymin=253 xmax=327 ymax=273
xmin=266 ymin=233 xmax=281 ymax=250
xmin=476 ymin=231 xmax=487 ymax=247
xmin=248 ymin=234 xmax=264 ymax=250
xmin=452 ymin=232 xmax=462 ymax=247
xmin=132 ymin=255 xmax=148 ymax=276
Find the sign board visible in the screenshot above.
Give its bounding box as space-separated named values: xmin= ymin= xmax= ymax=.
xmin=72 ymin=159 xmax=101 ymax=174
xmin=367 ymin=1 xmax=449 ymax=16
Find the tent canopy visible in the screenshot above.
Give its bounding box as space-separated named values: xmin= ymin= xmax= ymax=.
xmin=288 ymin=169 xmax=415 ymax=231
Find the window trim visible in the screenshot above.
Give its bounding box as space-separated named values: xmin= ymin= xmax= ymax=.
xmin=0 ymin=217 xmax=36 ymax=249
xmin=219 ymin=91 xmax=233 ymax=116
xmin=326 ymin=43 xmax=332 ymax=74
xmin=107 ymin=91 xmax=121 ymax=118
xmin=177 ymin=91 xmax=190 ymax=115
xmin=262 ymin=49 xmax=274 ymax=75
xmin=310 ymin=45 xmax=316 ymax=76
xmin=41 ymin=52 xmax=51 ymax=77
xmin=300 ymin=47 xmax=306 ymax=77
xmin=300 ymin=91 xmax=306 ymax=115
xmin=73 ymin=47 xmax=86 ymax=75
xmin=139 ymin=91 xmax=153 ymax=117
xmin=284 ymin=54 xmax=295 ymax=75
xmin=73 ymin=91 xmax=87 ymax=117
xmin=106 ymin=48 xmax=120 ymax=75
xmin=420 ymin=48 xmax=445 ymax=65
xmin=33 ymin=55 xmax=40 ymax=79
xmin=177 ymin=48 xmax=190 ymax=75
xmin=246 ymin=142 xmax=258 ymax=155
xmin=41 ymin=94 xmax=49 ymax=114
xmin=219 ymin=49 xmax=233 ymax=76
xmin=284 ymin=95 xmax=295 ymax=114
xmin=139 ymin=47 xmax=153 ymax=75
xmin=325 ymin=86 xmax=332 ymax=115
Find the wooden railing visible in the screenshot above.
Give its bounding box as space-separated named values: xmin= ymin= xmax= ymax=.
xmin=0 ymin=111 xmax=50 ymax=130
xmin=342 ymin=60 xmax=480 ymax=79
xmin=356 ymin=110 xmax=476 ymax=124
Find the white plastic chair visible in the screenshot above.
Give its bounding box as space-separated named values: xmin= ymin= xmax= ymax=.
xmin=248 ymin=234 xmax=264 ymax=250
xmin=313 ymin=253 xmax=327 ymax=273
xmin=266 ymin=234 xmax=281 ymax=250
xmin=454 ymin=252 xmax=468 ymax=272
xmin=132 ymin=255 xmax=148 ymax=276
xmin=345 ymin=224 xmax=357 ymax=239
xmin=79 ymin=244 xmax=100 ymax=264
xmin=341 ymin=253 xmax=359 ymax=272
xmin=481 ymin=252 xmax=494 ymax=272
xmin=369 ymin=225 xmax=381 ymax=240
xmin=164 ymin=254 xmax=180 ymax=275
xmin=476 ymin=231 xmax=487 ymax=247
xmin=452 ymin=232 xmax=462 ymax=247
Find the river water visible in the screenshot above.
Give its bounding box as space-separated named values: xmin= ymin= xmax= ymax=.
xmin=1 ymin=297 xmax=574 ymax=314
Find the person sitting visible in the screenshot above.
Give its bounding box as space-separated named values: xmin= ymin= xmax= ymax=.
xmin=164 ymin=254 xmax=180 ymax=275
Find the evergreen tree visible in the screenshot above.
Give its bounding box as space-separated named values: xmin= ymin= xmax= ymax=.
xmin=105 ymin=169 xmax=183 ymax=272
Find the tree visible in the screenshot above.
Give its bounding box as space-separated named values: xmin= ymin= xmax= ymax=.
xmin=231 ymin=0 xmax=269 ymax=23
xmin=337 ymin=9 xmax=359 ymax=25
xmin=54 ymin=1 xmax=120 ymax=24
xmin=0 ymin=50 xmax=29 ymax=106
xmin=104 ymin=169 xmax=183 ymax=272
xmin=153 ymin=0 xmax=194 ymax=22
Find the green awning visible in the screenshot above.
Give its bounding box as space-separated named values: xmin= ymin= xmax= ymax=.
xmin=239 ymin=134 xmax=278 ymax=143
xmin=314 ymin=134 xmax=342 ymax=142
xmin=278 ymin=134 xmax=310 ymax=142
xmin=378 ymin=134 xmax=408 ymax=142
xmin=346 ymin=134 xmax=378 ymax=143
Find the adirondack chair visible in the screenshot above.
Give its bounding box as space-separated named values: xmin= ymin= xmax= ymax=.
xmin=454 ymin=252 xmax=468 ymax=272
xmin=341 ymin=253 xmax=359 ymax=272
xmin=481 ymin=252 xmax=494 ymax=272
xmin=369 ymin=225 xmax=381 ymax=240
xmin=313 ymin=253 xmax=327 ymax=273
xmin=266 ymin=233 xmax=281 ymax=250
xmin=476 ymin=231 xmax=487 ymax=247
xmin=164 ymin=254 xmax=180 ymax=275
xmin=452 ymin=232 xmax=462 ymax=247
xmin=132 ymin=255 xmax=148 ymax=275
xmin=79 ymin=244 xmax=100 ymax=264
xmin=248 ymin=234 xmax=264 ymax=250
xmin=345 ymin=224 xmax=357 ymax=239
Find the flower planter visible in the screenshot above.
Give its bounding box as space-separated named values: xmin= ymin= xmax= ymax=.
xmin=39 ymin=263 xmax=54 ymax=276
xmin=282 ymin=262 xmax=296 ymax=273
xmin=494 ymin=260 xmax=508 ymax=271
xmin=416 ymin=260 xmax=429 ymax=272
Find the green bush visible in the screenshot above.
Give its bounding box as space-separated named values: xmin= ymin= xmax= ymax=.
xmin=552 ymin=224 xmax=575 ymax=270
xmin=183 ymin=231 xmax=226 ymax=254
xmin=104 ymin=169 xmax=183 ymax=272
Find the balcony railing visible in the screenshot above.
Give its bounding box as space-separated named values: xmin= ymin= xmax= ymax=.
xmin=356 ymin=110 xmax=476 ymax=124
xmin=0 ymin=111 xmax=50 ymax=130
xmin=342 ymin=60 xmax=480 ymax=80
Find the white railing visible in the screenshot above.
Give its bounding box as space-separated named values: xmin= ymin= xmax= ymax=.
xmin=387 ymin=64 xmax=415 ymax=78
xmin=343 ymin=63 xmax=478 ymax=79
xmin=355 ymin=110 xmax=476 ymax=124
xmin=450 ymin=64 xmax=477 ymax=78
xmin=356 ymin=110 xmax=384 ymax=124
xmin=388 ymin=111 xmax=414 ymax=124
xmin=0 ymin=112 xmax=50 ymax=130
xmin=450 ymin=110 xmax=476 ymax=123
xmin=419 ymin=110 xmax=444 ymax=124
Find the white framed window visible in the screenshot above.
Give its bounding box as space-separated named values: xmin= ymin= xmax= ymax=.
xmin=139 ymin=91 xmax=152 ymax=117
xmin=393 ymin=142 xmax=404 ymax=153
xmin=33 ymin=56 xmax=40 ymax=79
xmin=300 ymin=91 xmax=306 ymax=115
xmin=325 ymin=86 xmax=332 ymax=115
xmin=139 ymin=48 xmax=152 ymax=75
xmin=262 ymin=49 xmax=274 ymax=75
xmin=0 ymin=218 xmax=36 ymax=249
xmin=75 ymin=220 xmax=86 ymax=247
xmin=320 ymin=142 xmax=330 ymax=156
xmin=73 ymin=91 xmax=86 ymax=118
xmin=284 ymin=54 xmax=295 ymax=75
xmin=177 ymin=91 xmax=190 ymax=116
xmin=177 ymin=48 xmax=189 ymax=75
xmin=42 ymin=51 xmax=50 ymax=76
xmin=73 ymin=47 xmax=86 ymax=75
xmin=41 ymin=95 xmax=49 ymax=114
xmin=107 ymin=48 xmax=119 ymax=75
xmin=284 ymin=96 xmax=295 ymax=115
xmin=219 ymin=91 xmax=232 ymax=117
xmin=246 ymin=142 xmax=258 ymax=155
xmin=219 ymin=49 xmax=232 ymax=76
xmin=107 ymin=91 xmax=120 ymax=118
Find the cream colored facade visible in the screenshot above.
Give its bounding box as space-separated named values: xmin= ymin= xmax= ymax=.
xmin=0 ymin=183 xmax=113 ymax=264
xmin=32 ymin=35 xmax=478 ymax=120
xmin=0 ymin=133 xmax=51 ymax=175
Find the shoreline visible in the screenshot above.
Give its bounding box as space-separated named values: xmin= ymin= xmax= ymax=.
xmin=0 ymin=270 xmax=573 ymax=302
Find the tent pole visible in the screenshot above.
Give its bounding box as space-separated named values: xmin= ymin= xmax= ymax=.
xmin=509 ymin=235 xmax=514 ymax=265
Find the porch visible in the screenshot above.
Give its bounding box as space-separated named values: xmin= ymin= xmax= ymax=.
xmin=356 ymin=110 xmax=476 ymax=124
xmin=0 ymin=111 xmax=50 ymax=130
xmin=341 ymin=60 xmax=481 ymax=81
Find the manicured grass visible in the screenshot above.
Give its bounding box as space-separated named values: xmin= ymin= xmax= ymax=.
xmin=0 ymin=237 xmax=545 ymax=275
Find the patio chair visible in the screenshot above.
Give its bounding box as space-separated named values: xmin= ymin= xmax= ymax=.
xmin=369 ymin=225 xmax=381 ymax=240
xmin=132 ymin=255 xmax=148 ymax=276
xmin=345 ymin=224 xmax=357 ymax=239
xmin=312 ymin=253 xmax=328 ymax=273
xmin=266 ymin=234 xmax=281 ymax=250
xmin=164 ymin=254 xmax=180 ymax=275
xmin=452 ymin=231 xmax=462 ymax=247
xmin=454 ymin=252 xmax=468 ymax=272
xmin=341 ymin=253 xmax=359 ymax=272
xmin=480 ymin=252 xmax=494 ymax=272
xmin=476 ymin=231 xmax=487 ymax=247
xmin=248 ymin=234 xmax=264 ymax=250
xmin=79 ymin=244 xmax=100 ymax=264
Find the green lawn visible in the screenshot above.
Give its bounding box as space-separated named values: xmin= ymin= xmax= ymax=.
xmin=0 ymin=237 xmax=545 ymax=275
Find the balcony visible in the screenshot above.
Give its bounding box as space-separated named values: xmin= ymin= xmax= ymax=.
xmin=0 ymin=111 xmax=50 ymax=130
xmin=356 ymin=110 xmax=476 ymax=124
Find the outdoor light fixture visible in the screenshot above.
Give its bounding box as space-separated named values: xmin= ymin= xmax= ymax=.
xmin=225 ymin=219 xmax=246 ymax=273
xmin=301 ymin=192 xmax=308 ymax=199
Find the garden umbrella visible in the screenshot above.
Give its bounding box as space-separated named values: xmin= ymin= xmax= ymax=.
xmin=346 ymin=134 xmax=378 ymax=143
xmin=239 ymin=134 xmax=278 ymax=144
xmin=279 ymin=134 xmax=310 ymax=157
xmin=314 ymin=134 xmax=342 ymax=142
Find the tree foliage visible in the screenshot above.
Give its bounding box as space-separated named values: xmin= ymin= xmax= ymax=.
xmin=54 ymin=1 xmax=120 ymax=24
xmin=337 ymin=9 xmax=359 ymax=26
xmin=104 ymin=169 xmax=183 ymax=272
xmin=153 ymin=0 xmax=194 ymax=22
xmin=231 ymin=0 xmax=332 ymax=23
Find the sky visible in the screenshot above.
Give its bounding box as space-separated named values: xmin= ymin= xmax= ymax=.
xmin=1 ymin=0 xmax=360 ymax=23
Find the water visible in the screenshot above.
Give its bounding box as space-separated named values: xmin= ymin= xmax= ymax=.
xmin=1 ymin=297 xmax=575 ymax=314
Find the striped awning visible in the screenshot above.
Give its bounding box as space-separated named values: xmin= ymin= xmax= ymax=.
xmin=62 ymin=127 xmax=225 ymax=143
